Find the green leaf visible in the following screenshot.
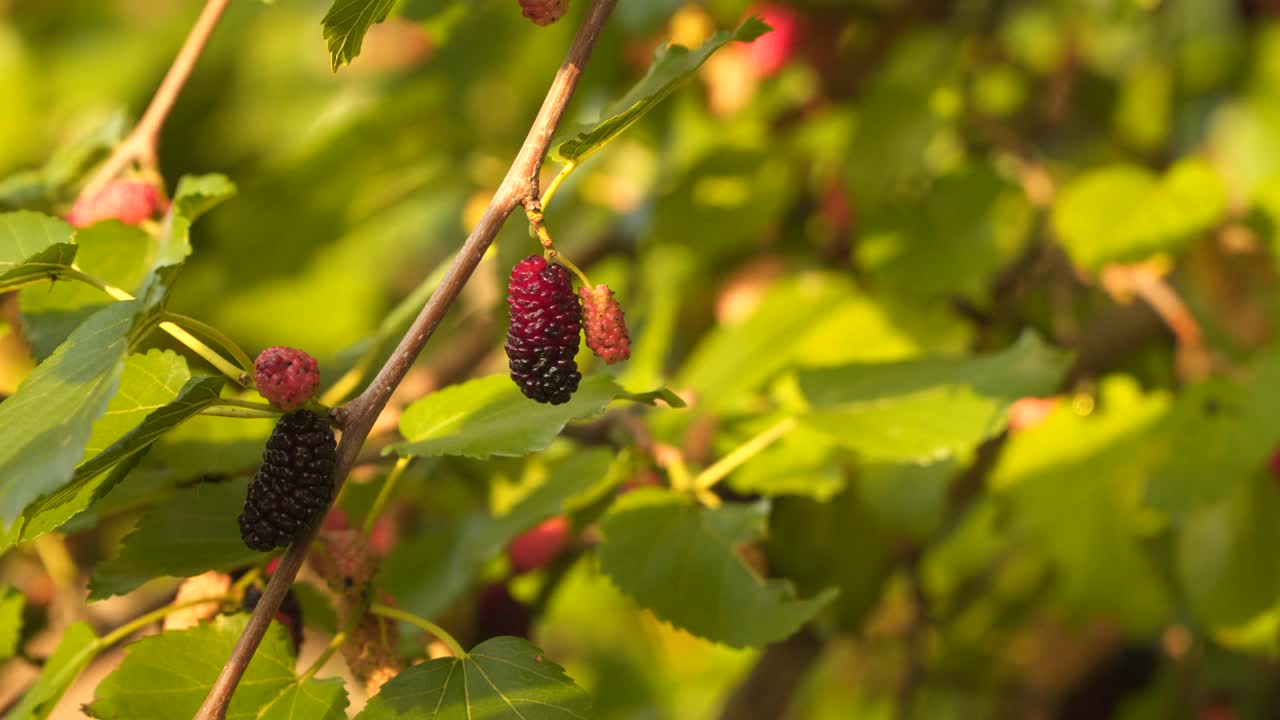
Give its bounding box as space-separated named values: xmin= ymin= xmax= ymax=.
xmin=157 ymin=174 xmax=237 ymax=272
xmin=0 ymin=210 xmax=73 ymax=270
xmin=768 ymin=488 xmax=896 ymax=630
xmin=550 ymin=17 xmax=770 ymax=166
xmin=20 ymin=220 xmax=151 ymax=359
xmin=1 ymin=358 xmax=224 ymax=550
xmin=989 ymin=376 xmax=1172 ymax=630
xmin=726 ymin=423 xmax=845 ymax=501
xmin=6 ymin=621 xmax=99 ymax=720
xmin=381 ymin=450 xmax=614 ymax=620
xmin=857 ymin=460 xmax=955 ymax=540
xmin=1051 ymin=159 xmax=1227 ymax=270
xmin=87 ymin=614 xmax=296 ymax=720
xmin=75 ymin=373 xmax=226 ymax=485
xmin=0 ymin=585 xmax=25 ymax=660
xmin=857 ymin=164 xmax=1033 ymax=301
xmin=676 ymin=275 xmax=856 ymax=411
xmin=1177 ymin=473 xmax=1280 ymax=642
xmin=395 ymin=374 xmax=621 ymax=460
xmin=618 ymin=386 xmax=686 ymax=408
xmin=0 ymin=242 xmax=78 ymax=293
xmin=321 ymin=0 xmax=396 ymax=72
xmin=355 ymin=636 xmax=590 ymax=719
xmin=259 ymin=678 xmax=349 ymax=720
xmin=0 ymin=211 xmax=78 ymax=293
xmin=89 ymin=478 xmax=266 ymax=599
xmin=597 ymin=489 xmax=837 ymax=648
xmin=795 ymin=332 xmax=1071 ymax=463
xmin=0 ymin=300 xmax=138 ymax=525
xmin=82 ymin=350 xmax=192 ymax=460
xmin=3 ymin=454 xmax=147 ymax=550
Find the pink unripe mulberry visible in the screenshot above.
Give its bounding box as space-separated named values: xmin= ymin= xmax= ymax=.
xmin=254 ymin=346 xmax=321 ymax=412
xmin=518 ymin=0 xmax=569 ymax=26
xmin=508 ymin=516 xmax=572 ymax=573
xmin=67 ymin=180 xmax=167 ymax=228
xmin=579 ymin=284 xmax=631 ymax=365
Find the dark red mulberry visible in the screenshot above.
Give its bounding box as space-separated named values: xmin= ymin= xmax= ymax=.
xmin=505 ymin=256 xmax=582 ymax=404
xmin=579 ymin=284 xmax=631 ymax=364
xmin=238 ymin=410 xmax=337 ymax=552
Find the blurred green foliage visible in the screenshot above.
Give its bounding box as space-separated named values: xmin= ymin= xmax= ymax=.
xmin=6 ymin=0 xmax=1280 ymax=718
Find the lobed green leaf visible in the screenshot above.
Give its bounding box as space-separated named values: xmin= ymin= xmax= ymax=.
xmin=597 ymin=489 xmax=836 ymax=648
xmin=355 ymin=636 xmax=590 ymax=719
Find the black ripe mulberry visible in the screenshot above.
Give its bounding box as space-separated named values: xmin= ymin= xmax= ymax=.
xmin=238 ymin=410 xmax=337 ymax=552
xmin=505 ymin=256 xmax=582 ymax=404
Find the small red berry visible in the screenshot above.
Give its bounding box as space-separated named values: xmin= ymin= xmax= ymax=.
xmin=744 ymin=4 xmax=801 ymax=77
xmin=67 ymin=180 xmax=167 ymax=228
xmin=1008 ymin=396 xmax=1058 ymax=432
xmin=254 ymin=346 xmax=321 ymax=412
xmin=505 ymin=256 xmax=582 ymax=405
xmin=579 ymin=284 xmax=631 ymax=365
xmin=323 ymin=507 xmax=351 ymax=531
xmin=1268 ymin=450 xmax=1280 ymax=479
xmin=518 ymin=0 xmax=569 ymax=26
xmin=508 ymin=516 xmax=572 ymax=573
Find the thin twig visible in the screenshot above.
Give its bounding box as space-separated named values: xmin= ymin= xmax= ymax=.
xmin=193 ymin=3 xmax=618 ymax=717
xmin=79 ymin=0 xmax=230 ymax=199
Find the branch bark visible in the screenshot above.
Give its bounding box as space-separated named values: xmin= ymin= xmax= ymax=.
xmin=79 ymin=0 xmax=230 ymax=199
xmin=194 ymin=2 xmax=618 ymax=717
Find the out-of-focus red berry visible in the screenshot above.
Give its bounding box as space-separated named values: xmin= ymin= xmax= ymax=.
xmin=508 ymin=516 xmax=572 ymax=573
xmin=1008 ymin=396 xmax=1058 ymax=433
xmin=744 ymin=4 xmax=801 ymax=77
xmin=67 ymin=180 xmax=166 ymax=228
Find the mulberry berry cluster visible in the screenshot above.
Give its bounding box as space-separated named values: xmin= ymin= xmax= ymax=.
xmin=579 ymin=284 xmax=631 ymax=364
xmin=505 ymin=256 xmax=582 ymax=405
xmin=238 ymin=410 xmax=337 ymax=552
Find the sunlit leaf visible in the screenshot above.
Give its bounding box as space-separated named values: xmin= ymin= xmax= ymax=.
xmin=87 ymin=614 xmax=295 ymax=720
xmin=0 ymin=301 xmax=138 ymax=524
xmin=322 ymin=0 xmax=396 ymax=72
xmin=598 ymin=489 xmax=836 ymax=648
xmin=550 ymin=17 xmax=770 ymax=165
xmin=89 ymin=479 xmax=266 ymax=599
xmin=355 ymin=636 xmax=590 ymax=719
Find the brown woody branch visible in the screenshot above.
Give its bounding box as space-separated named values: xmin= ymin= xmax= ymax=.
xmin=79 ymin=0 xmax=230 ymax=200
xmin=193 ymin=2 xmax=619 ymax=717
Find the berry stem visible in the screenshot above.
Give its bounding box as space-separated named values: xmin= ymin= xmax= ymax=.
xmin=96 ymin=595 xmax=236 ymax=650
xmin=78 ymin=0 xmax=230 ymax=200
xmin=196 ymin=2 xmax=618 ymax=715
xmin=363 ymin=457 xmax=411 ymax=537
xmin=62 ymin=267 xmax=249 ymax=384
xmin=524 ymin=202 xmax=592 ymax=286
xmin=296 ymin=599 xmax=368 ymax=684
xmin=217 ymin=398 xmax=279 ymax=412
xmin=693 ymin=416 xmax=797 ymax=492
xmin=159 ymin=321 xmax=248 ymax=384
xmin=369 ymin=602 xmax=466 ymax=660
xmin=160 ymin=312 xmax=256 ymax=375
xmin=539 ymin=161 xmax=576 ymax=210
xmin=201 ymin=406 xmax=281 ymax=420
